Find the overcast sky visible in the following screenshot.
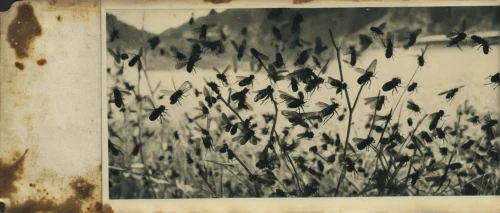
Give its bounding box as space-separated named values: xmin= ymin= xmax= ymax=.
xmin=107 ymin=9 xmax=227 ymax=34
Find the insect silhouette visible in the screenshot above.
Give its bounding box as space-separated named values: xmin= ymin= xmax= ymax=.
xmin=205 ymin=80 xmax=220 ymax=95
xmin=289 ymin=77 xmax=299 ymax=92
xmin=188 ymin=39 xmax=224 ymax=55
xmin=461 ymin=139 xmax=475 ymax=150
xmin=148 ymin=105 xmax=168 ymax=123
xmin=408 ymin=82 xmax=420 ymax=93
xmin=272 ymin=26 xmax=282 ymax=41
xmin=148 ymin=36 xmax=160 ymax=50
xmin=467 ymin=115 xmax=481 ymax=125
xmin=297 ymin=129 xmax=315 ymax=140
xmin=354 ymin=137 xmax=374 ymax=151
xmin=230 ymin=39 xmax=247 ymax=61
xmin=194 ymin=119 xmax=214 ymax=150
xmin=312 ymin=56 xmax=322 ymax=68
xmin=438 ymin=86 xmax=464 ymax=103
xmin=406 ymin=100 xmax=422 ymax=115
xmin=192 ymin=23 xmax=217 ymax=40
xmin=273 ymin=51 xmax=286 ymax=69
xmin=485 ymin=72 xmax=500 ymax=89
xmin=231 ymin=88 xmax=253 ymax=111
xmin=128 ymin=47 xmax=143 ymax=68
xmin=215 ymin=144 xmax=235 ymax=160
xmin=382 ymin=77 xmax=402 ymax=94
xmin=232 ymin=129 xmax=260 ymax=145
xmin=176 ymin=44 xmax=202 ymax=73
xmin=160 ymin=81 xmax=193 ymax=105
xmin=314 ymin=37 xmax=328 ymax=55
xmin=345 ymin=156 xmax=357 ymax=174
xmin=435 ymin=126 xmax=447 ymax=142
xmin=193 ymin=101 xmax=210 ymax=120
xmin=254 ymin=85 xmax=274 ymax=104
xmin=343 ymin=45 xmax=360 ymax=67
xmin=282 ymin=110 xmax=310 ymax=128
xmin=294 ymin=48 xmax=313 ymax=66
xmin=381 ymin=32 xmax=395 ymax=59
xmin=407 ymin=117 xmax=413 ymax=126
xmin=446 ymin=20 xmax=468 ymax=50
xmin=241 ymin=27 xmax=248 ymax=35
xmin=203 ymin=87 xmax=217 ymax=108
xmin=417 ymin=44 xmax=429 ymax=67
xmin=189 ymin=13 xmax=194 ymax=25
xmin=358 ymin=34 xmax=373 ymax=52
xmin=109 ymin=87 xmax=131 ymax=109
xmin=286 ymin=67 xmax=316 ymax=84
xmin=107 ymin=47 xmax=129 ymax=64
xmin=327 ymin=77 xmax=347 ymax=97
xmin=355 ymin=59 xmax=378 ymax=86
xmin=266 ymin=64 xmax=288 ymax=85
xmin=481 ymin=113 xmax=498 ymax=139
xmin=364 ymin=95 xmax=387 ymax=111
xmin=316 ymin=99 xmax=340 ymax=124
xmin=236 ymin=75 xmax=255 ymax=88
xmin=370 ymin=22 xmax=386 ymax=37
xmin=170 ymin=46 xmax=187 ymax=63
xmin=221 ymin=113 xmax=239 ymax=135
xmin=470 ymin=35 xmax=492 ymax=55
xmin=304 ymin=68 xmax=327 ymax=96
xmin=250 ymin=48 xmax=270 ymax=67
xmin=213 ymin=65 xmax=231 ymax=86
xmin=407 ymin=29 xmax=422 ymax=47
xmin=290 ymin=12 xmax=304 ymax=34
xmin=420 ymin=131 xmax=433 ymax=143
xmin=193 ymin=88 xmax=202 ymax=98
xmin=429 ymin=110 xmax=445 ymax=131
xmin=279 ymin=90 xmax=306 ymax=111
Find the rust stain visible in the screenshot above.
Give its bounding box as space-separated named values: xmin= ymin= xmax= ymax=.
xmin=0 ymin=149 xmax=28 ymax=198
xmin=7 ymin=3 xmax=42 ymax=59
xmin=57 ymin=15 xmax=62 ymax=22
xmin=293 ymin=0 xmax=314 ymax=3
xmin=70 ymin=177 xmax=95 ymax=200
xmin=37 ymin=58 xmax=47 ymax=66
xmin=203 ymin=0 xmax=232 ymax=4
xmin=14 ymin=62 xmax=24 ymax=70
xmin=0 ymin=149 xmax=114 ymax=213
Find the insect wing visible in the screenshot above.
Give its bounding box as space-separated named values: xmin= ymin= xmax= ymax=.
xmin=315 ymin=102 xmax=330 ymax=109
xmin=170 ymin=46 xmax=180 ymax=55
xmin=279 ymin=91 xmax=297 ymax=103
xmin=222 ymin=65 xmax=231 ymax=74
xmin=178 ymin=81 xmax=193 ymax=93
xmin=258 ymin=52 xmax=270 ymax=61
xmin=230 ymin=40 xmax=239 ymax=50
xmin=378 ymin=22 xmax=386 ymax=30
xmin=438 ymin=89 xmax=452 ymax=96
xmin=186 ymin=38 xmax=201 ymax=43
xmin=175 ymin=61 xmax=188 ymax=70
xmin=320 ymin=58 xmax=331 ymax=74
xmin=413 ymin=29 xmax=422 ymax=36
xmin=459 ymin=20 xmax=466 ymax=33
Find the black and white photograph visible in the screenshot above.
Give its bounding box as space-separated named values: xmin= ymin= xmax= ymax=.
xmin=105 ymin=7 xmax=500 ymax=199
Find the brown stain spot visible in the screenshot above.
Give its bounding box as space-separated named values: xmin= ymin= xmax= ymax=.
xmin=7 ymin=3 xmax=42 ymax=59
xmin=1 ymin=150 xmax=114 ymax=213
xmin=0 ymin=149 xmax=28 ymax=198
xmin=57 ymin=15 xmax=62 ymax=22
xmin=203 ymin=0 xmax=232 ymax=3
xmin=70 ymin=177 xmax=95 ymax=200
xmin=293 ymin=0 xmax=314 ymax=3
xmin=15 ymin=62 xmax=24 ymax=70
xmin=37 ymin=59 xmax=47 ymax=66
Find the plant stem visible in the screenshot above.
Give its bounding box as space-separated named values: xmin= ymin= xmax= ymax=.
xmin=217 ymin=94 xmax=245 ymax=123
xmin=233 ymin=152 xmax=253 ymax=176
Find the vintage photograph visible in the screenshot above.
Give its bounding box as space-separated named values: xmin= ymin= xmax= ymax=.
xmin=105 ymin=7 xmax=499 ymax=199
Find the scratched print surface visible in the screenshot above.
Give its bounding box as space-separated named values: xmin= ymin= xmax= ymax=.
xmin=105 ymin=7 xmax=500 ymax=199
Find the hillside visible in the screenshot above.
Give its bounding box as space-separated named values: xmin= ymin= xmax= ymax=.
xmin=106 ymin=6 xmax=500 ymax=71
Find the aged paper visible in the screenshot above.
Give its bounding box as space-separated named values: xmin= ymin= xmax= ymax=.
xmin=2 ymin=0 xmax=500 ymax=213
